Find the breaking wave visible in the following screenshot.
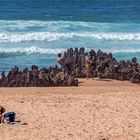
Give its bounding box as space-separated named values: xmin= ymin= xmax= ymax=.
xmin=1 ymin=32 xmax=140 ymax=43
xmin=0 ymin=46 xmax=65 ymax=55
xmin=112 ymin=49 xmax=140 ymax=53
xmin=0 ymin=46 xmax=140 ymax=57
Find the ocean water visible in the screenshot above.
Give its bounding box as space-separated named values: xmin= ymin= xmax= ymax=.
xmin=0 ymin=0 xmax=140 ymax=71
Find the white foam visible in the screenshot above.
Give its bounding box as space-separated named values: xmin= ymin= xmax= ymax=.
xmin=0 ymin=46 xmax=65 ymax=55
xmin=0 ymin=46 xmax=140 ymax=56
xmin=112 ymin=48 xmax=140 ymax=53
xmin=0 ymin=32 xmax=73 ymax=42
xmin=1 ymin=32 xmax=140 ymax=43
xmin=0 ymin=20 xmax=97 ymax=32
xmin=0 ymin=20 xmax=140 ymax=42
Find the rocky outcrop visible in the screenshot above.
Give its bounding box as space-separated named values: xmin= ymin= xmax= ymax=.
xmin=0 ymin=65 xmax=78 ymax=87
xmin=64 ymin=48 xmax=140 ymax=83
xmin=0 ymin=47 xmax=140 ymax=87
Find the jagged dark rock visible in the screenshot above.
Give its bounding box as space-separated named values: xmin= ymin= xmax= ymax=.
xmin=63 ymin=47 xmax=140 ymax=83
xmin=0 ymin=65 xmax=78 ymax=87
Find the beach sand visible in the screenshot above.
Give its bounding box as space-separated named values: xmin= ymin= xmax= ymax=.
xmin=0 ymin=78 xmax=140 ymax=140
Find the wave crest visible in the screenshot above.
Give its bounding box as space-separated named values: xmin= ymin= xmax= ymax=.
xmin=1 ymin=32 xmax=140 ymax=43
xmin=1 ymin=46 xmax=140 ymax=56
xmin=0 ymin=46 xmax=65 ymax=55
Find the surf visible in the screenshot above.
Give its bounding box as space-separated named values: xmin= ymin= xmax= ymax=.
xmin=1 ymin=32 xmax=140 ymax=43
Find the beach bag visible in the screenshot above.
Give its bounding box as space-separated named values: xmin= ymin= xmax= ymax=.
xmin=4 ymin=112 xmax=16 ymax=122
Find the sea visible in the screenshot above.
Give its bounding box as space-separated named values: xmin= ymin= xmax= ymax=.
xmin=0 ymin=0 xmax=140 ymax=72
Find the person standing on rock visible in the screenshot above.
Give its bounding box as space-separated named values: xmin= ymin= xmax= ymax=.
xmin=57 ymin=53 xmax=71 ymax=74
xmin=57 ymin=53 xmax=65 ymax=67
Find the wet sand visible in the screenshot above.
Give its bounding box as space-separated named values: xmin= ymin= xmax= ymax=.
xmin=0 ymin=78 xmax=140 ymax=140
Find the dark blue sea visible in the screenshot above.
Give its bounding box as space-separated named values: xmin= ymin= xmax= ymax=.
xmin=0 ymin=0 xmax=140 ymax=71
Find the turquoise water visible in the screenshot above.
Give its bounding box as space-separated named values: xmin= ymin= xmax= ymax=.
xmin=0 ymin=0 xmax=140 ymax=71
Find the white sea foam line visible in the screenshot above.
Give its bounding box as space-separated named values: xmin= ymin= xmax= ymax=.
xmin=0 ymin=20 xmax=101 ymax=32
xmin=0 ymin=46 xmax=140 ymax=55
xmin=1 ymin=32 xmax=140 ymax=42
xmin=0 ymin=20 xmax=103 ymax=27
xmin=0 ymin=20 xmax=138 ymax=28
xmin=0 ymin=46 xmax=65 ymax=54
xmin=112 ymin=49 xmax=140 ymax=53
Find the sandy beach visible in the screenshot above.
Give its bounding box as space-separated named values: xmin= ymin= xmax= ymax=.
xmin=0 ymin=78 xmax=140 ymax=140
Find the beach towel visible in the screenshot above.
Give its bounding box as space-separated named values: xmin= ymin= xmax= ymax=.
xmin=0 ymin=120 xmax=26 ymax=126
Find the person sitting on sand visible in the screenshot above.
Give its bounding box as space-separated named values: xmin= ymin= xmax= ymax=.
xmin=0 ymin=106 xmax=5 ymax=123
xmin=85 ymin=52 xmax=94 ymax=79
xmin=0 ymin=106 xmax=16 ymax=124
